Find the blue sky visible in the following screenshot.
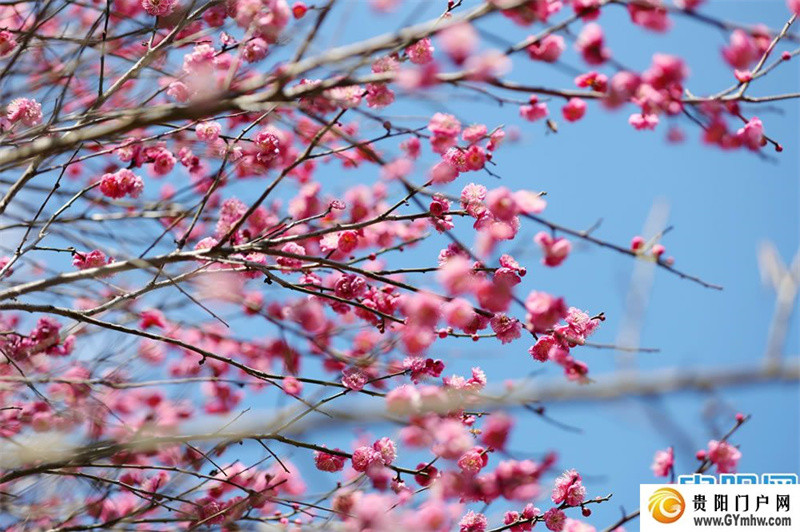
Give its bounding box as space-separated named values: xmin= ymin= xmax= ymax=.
xmin=4 ymin=1 xmax=795 ymax=528
xmin=280 ymin=0 xmax=800 ymax=527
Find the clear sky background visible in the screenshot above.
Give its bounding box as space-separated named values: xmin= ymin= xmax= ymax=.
xmin=0 ymin=0 xmax=798 ymax=529
xmin=7 ymin=0 xmax=794 ymax=528
xmin=272 ymin=0 xmax=800 ymax=528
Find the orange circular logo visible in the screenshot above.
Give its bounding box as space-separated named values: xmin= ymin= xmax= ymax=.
xmin=648 ymin=487 xmax=686 ymax=524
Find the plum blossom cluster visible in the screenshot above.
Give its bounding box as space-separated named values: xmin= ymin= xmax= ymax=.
xmin=651 ymin=446 xmax=675 ymax=477
xmin=6 ymin=98 xmax=42 ymax=127
xmin=650 ymin=414 xmax=746 ymax=481
xmin=425 ymin=114 xmax=504 ymax=185
xmin=699 ymin=439 xmax=743 ymax=474
xmin=512 ymin=8 xmax=791 ymax=152
xmin=141 ymin=0 xmax=177 ymax=17
xmin=528 ymin=306 xmax=601 ymax=381
xmin=72 ymin=249 xmax=113 ymax=270
xmin=631 ymin=235 xmax=675 ymax=266
xmin=114 ymin=140 xmax=177 ymax=176
xmin=99 ymin=169 xmax=144 ymax=199
xmin=0 ymin=29 xmax=18 ymax=57
xmin=0 ymin=316 xmax=74 ymax=361
xmin=534 ymin=231 xmax=572 ymax=267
